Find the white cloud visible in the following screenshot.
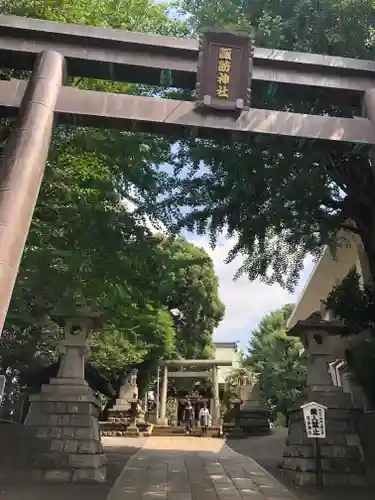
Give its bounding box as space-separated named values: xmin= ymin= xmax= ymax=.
xmin=185 ymin=233 xmax=314 ymax=348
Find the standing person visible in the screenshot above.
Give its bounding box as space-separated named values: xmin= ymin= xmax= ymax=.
xmin=184 ymin=400 xmax=194 ymax=435
xmin=199 ymin=403 xmax=210 ymax=437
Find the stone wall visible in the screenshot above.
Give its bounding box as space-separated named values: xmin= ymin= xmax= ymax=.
xmin=358 ymin=411 xmax=375 ymax=485
xmin=0 ymin=420 xmax=50 ymax=483
xmin=282 ymin=401 xmax=366 ymax=486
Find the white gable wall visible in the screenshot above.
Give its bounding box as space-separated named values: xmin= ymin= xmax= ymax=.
xmin=288 ymin=231 xmax=368 ymax=329
xmin=214 ymin=342 xmax=240 ymax=383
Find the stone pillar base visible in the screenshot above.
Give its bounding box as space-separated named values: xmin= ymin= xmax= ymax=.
xmin=111 ymin=399 xmax=132 ymax=412
xmin=126 ymin=424 xmax=140 ymax=437
xmin=156 ymin=418 xmax=168 ymax=426
xmin=148 ymin=409 xmax=157 ymax=424
xmin=281 ymin=395 xmax=366 ymax=487
xmin=25 ymin=378 xmax=106 ymax=482
xmin=234 ymin=401 xmax=270 ymax=436
xmin=107 ymin=408 xmax=131 ymax=423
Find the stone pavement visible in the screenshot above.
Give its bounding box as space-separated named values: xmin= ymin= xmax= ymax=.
xmin=106 ymin=436 xmax=298 ymax=500
xmin=0 ymin=437 xmax=147 ymax=500
xmin=227 ymin=430 xmax=375 ymax=500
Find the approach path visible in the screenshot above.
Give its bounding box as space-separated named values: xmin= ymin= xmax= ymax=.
xmin=105 ymin=436 xmax=297 ymax=500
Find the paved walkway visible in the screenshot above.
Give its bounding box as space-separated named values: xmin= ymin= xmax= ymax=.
xmin=227 ymin=431 xmax=375 ymax=500
xmin=1 ymin=437 xmax=147 ymax=500
xmin=106 ymin=436 xmax=297 ymax=500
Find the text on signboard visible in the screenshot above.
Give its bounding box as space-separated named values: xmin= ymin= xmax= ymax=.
xmin=216 ymin=46 xmax=232 ymax=98
xmin=305 ymin=407 xmax=325 ymax=438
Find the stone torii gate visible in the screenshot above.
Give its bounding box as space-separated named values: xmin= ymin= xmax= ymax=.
xmin=157 ymin=359 xmax=233 ymax=426
xmin=2 ymin=14 xmax=375 ymax=333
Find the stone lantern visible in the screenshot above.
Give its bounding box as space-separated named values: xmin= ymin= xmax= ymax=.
xmin=295 ymin=311 xmax=345 ymax=403
xmin=281 ymin=311 xmax=366 ymax=487
xmin=51 ymin=306 xmax=102 ymax=384
xmin=24 ymin=304 xmax=107 ymax=483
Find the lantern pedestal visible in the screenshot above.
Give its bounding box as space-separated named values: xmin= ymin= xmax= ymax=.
xmin=281 ymin=313 xmax=366 ymax=487
xmin=24 ymin=306 xmax=106 ymax=482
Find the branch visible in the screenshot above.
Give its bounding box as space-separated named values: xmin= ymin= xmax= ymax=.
xmin=315 ymin=210 xmax=363 ymax=237
xmin=338 ymin=223 xmax=363 ymax=236
xmin=325 ymin=155 xmax=348 ymax=192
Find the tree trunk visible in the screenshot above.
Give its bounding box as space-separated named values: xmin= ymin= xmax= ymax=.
xmin=358 ymin=221 xmax=375 ymax=287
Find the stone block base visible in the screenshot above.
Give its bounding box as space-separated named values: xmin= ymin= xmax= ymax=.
xmin=126 ymin=424 xmax=140 ymax=437
xmin=223 ymin=423 xmax=250 ymax=438
xmin=281 ymin=402 xmax=367 ymax=487
xmin=24 ymin=379 xmax=107 ymax=482
xmin=282 ymin=469 xmax=367 ymax=487
xmin=0 ymin=420 xmax=50 ymax=484
xmin=157 ymin=417 xmax=168 ymax=426
xmin=107 ymin=408 xmax=131 ymax=421
xmin=235 ymin=404 xmax=270 ymax=436
xmin=100 ymin=420 xmax=153 ymax=437
xmin=358 ymin=411 xmax=375 ymax=485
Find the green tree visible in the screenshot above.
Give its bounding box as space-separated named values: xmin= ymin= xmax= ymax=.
xmin=165 ymin=0 xmax=375 ymax=293
xmin=1 ymin=0 xmax=186 ymax=36
xmin=157 ymin=236 xmax=225 ymax=358
xmin=246 ymin=305 xmax=306 ymax=421
xmin=325 ymin=269 xmax=375 ymax=408
xmin=0 ymin=0 xmax=191 ymax=390
xmin=0 ymin=233 xmax=224 ymax=394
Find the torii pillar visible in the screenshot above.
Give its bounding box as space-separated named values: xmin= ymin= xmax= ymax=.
xmin=0 ymin=51 xmax=64 ymax=334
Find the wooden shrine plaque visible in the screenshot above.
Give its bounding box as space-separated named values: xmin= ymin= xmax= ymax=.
xmin=196 ymin=30 xmax=253 ymax=111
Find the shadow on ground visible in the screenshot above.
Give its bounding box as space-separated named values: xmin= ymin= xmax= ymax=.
xmin=227 ymin=428 xmax=374 ymax=500
xmin=0 ymin=437 xmax=147 ymax=500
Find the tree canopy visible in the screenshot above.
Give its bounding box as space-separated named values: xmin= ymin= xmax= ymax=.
xmin=245 ymin=304 xmax=306 ymax=421
xmin=0 ymin=0 xmax=224 ymax=400
xmin=157 ymin=236 xmax=224 ymax=359
xmin=325 ymin=269 xmax=375 ymax=407
xmin=161 ymin=0 xmax=375 ymax=292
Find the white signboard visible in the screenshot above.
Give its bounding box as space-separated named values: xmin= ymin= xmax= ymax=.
xmin=301 ymin=401 xmax=327 ymax=439
xmin=0 ymin=375 xmax=5 ymax=398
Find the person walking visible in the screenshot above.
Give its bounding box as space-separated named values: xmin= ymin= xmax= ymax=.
xmin=199 ymin=403 xmax=210 ymax=437
xmin=184 ymin=400 xmax=194 ymax=435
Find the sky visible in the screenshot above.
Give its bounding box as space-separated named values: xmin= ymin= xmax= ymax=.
xmin=184 ymin=230 xmax=315 ymax=350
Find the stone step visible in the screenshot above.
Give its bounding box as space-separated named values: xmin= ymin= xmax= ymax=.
xmin=223 ymin=422 xmax=270 ymax=437
xmin=100 ymin=421 xmax=152 ymax=437
xmin=151 ymin=426 xmax=222 ymax=437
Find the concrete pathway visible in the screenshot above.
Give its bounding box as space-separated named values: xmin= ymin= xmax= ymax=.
xmin=106 ymin=436 xmax=298 ymax=500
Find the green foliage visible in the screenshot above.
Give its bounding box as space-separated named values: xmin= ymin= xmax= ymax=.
xmin=325 ymin=269 xmax=375 ymax=407
xmin=245 ymin=305 xmax=307 ymax=419
xmin=163 ymin=0 xmax=375 ymax=292
xmin=0 ymin=0 xmax=223 ymax=392
xmin=179 ymin=0 xmax=375 ymax=57
xmin=325 ymin=268 xmax=375 ymax=334
xmin=345 ymin=339 xmax=375 ymax=409
xmin=1 ymin=0 xmax=187 ymax=36
xmin=157 ymin=236 xmax=225 ymax=358
xmin=223 ymin=367 xmax=253 ymax=411
xmin=274 ymin=412 xmax=286 ymax=428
